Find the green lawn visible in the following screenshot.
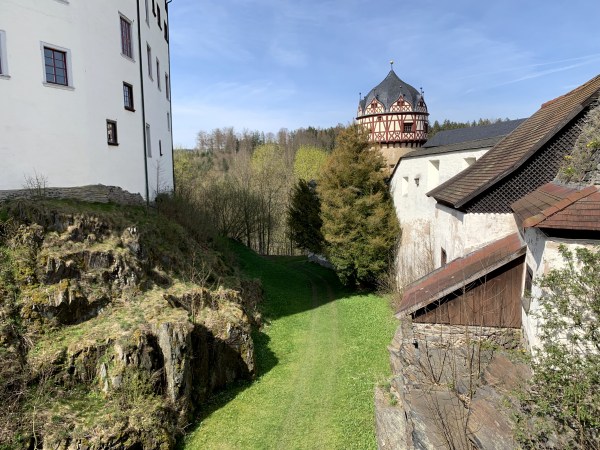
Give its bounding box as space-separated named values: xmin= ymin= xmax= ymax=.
xmin=183 ymin=244 xmax=397 ymax=449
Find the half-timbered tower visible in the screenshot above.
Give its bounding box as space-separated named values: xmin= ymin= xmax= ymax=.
xmin=357 ymin=67 xmax=429 ymax=172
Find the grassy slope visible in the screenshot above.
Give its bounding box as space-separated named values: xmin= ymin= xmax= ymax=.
xmin=184 ymin=244 xmax=397 ymax=449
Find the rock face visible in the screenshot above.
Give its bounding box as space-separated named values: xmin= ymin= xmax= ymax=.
xmin=375 ymin=318 xmax=530 ymax=450
xmin=0 ymin=199 xmax=261 ymax=449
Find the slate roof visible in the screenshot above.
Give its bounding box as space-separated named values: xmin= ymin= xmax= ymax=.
xmin=428 ymin=74 xmax=600 ymax=209
xmin=423 ymin=119 xmax=526 ymax=148
xmin=398 ymin=233 xmax=525 ymax=317
xmin=511 ymin=182 xmax=600 ymax=231
xmin=358 ymin=70 xmax=422 ymax=114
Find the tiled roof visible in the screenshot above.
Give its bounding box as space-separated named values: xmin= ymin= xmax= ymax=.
xmin=423 ymin=119 xmax=526 ymax=148
xmin=428 ymin=74 xmax=600 ymax=209
xmin=398 ymin=233 xmax=525 ymax=317
xmin=511 ymin=182 xmax=600 ymax=231
xmin=358 ymin=70 xmax=422 ymax=113
xmin=402 ymin=136 xmax=501 ymax=159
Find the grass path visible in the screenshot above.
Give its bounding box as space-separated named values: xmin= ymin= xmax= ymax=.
xmin=183 ymin=245 xmax=397 ymax=449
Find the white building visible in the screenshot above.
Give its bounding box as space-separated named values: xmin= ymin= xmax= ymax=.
xmin=0 ymin=0 xmax=174 ymax=201
xmin=397 ymin=74 xmax=600 ymax=335
xmin=390 ymin=120 xmax=524 ymax=283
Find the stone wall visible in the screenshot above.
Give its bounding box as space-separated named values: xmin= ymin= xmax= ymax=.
xmin=376 ymin=318 xmax=529 ymax=449
xmin=0 ymin=184 xmax=144 ymax=206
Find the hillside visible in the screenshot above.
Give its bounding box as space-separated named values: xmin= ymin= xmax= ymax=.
xmin=0 ymin=199 xmax=261 ymax=449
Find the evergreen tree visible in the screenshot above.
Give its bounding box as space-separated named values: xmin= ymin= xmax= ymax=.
xmin=318 ymin=125 xmax=400 ymax=288
xmin=287 ymin=179 xmax=324 ymax=254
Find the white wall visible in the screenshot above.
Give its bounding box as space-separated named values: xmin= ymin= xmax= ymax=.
xmin=522 ymin=229 xmax=598 ymax=351
xmin=0 ymin=0 xmax=173 ymax=200
xmin=390 ymin=147 xmax=508 ymax=284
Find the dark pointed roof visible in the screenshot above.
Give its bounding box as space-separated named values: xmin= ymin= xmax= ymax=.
xmin=358 ymin=70 xmax=422 ymax=114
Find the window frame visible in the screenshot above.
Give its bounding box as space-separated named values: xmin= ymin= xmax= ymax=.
xmin=107 ymin=120 xmax=119 ymax=146
xmin=156 ymin=58 xmax=161 ymax=90
xmin=167 ymin=112 xmax=170 ymax=131
xmin=145 ymin=123 xmax=152 ymax=157
xmin=41 ymin=43 xmax=73 ymax=88
xmin=120 ymin=15 xmax=134 ymax=60
xmin=0 ymin=30 xmax=8 ymax=78
xmin=146 ymin=44 xmax=153 ymax=79
xmin=123 ymin=82 xmax=135 ymax=111
xmin=165 ymin=73 xmax=170 ymax=100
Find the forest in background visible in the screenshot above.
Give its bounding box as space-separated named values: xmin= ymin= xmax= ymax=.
xmin=174 ymin=118 xmax=514 ymax=257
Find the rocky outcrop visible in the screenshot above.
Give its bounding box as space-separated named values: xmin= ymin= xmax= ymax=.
xmin=0 ymin=199 xmax=261 ymax=449
xmin=376 ymin=318 xmax=529 ymax=449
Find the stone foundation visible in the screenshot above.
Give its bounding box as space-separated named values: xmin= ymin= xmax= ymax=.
xmin=0 ymin=184 xmax=144 ymax=205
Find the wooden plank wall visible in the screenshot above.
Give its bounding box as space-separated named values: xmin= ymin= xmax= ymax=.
xmin=413 ymin=256 xmax=525 ymax=328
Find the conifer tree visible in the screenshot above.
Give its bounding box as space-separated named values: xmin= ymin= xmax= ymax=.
xmin=287 ymin=179 xmax=324 ymax=254
xmin=318 ymin=125 xmax=400 ymax=287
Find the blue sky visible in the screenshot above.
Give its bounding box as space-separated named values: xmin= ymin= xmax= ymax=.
xmin=169 ymin=0 xmax=600 ymax=148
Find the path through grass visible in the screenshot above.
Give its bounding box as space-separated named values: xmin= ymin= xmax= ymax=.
xmin=184 ymin=244 xmax=397 ymax=449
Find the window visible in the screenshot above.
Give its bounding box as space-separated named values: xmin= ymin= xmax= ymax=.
xmin=164 ymin=22 xmax=169 ymax=42
xmin=403 ymin=122 xmax=413 ymax=133
xmin=159 ymin=139 xmax=163 ymax=156
xmin=145 ymin=0 xmax=150 ymax=23
xmin=44 ymin=46 xmax=68 ymax=86
xmin=157 ymin=6 xmax=162 ymax=29
xmin=441 ymin=248 xmax=447 ymax=266
xmin=107 ymin=120 xmax=118 ymax=145
xmin=152 ymin=0 xmax=156 ymax=16
xmin=146 ymin=44 xmax=152 ymax=79
xmin=145 ymin=123 xmax=152 ymax=157
xmin=120 ymin=16 xmax=133 ymax=58
xmin=522 ymin=265 xmax=534 ymax=313
xmin=401 ymin=176 xmax=409 ymax=196
xmin=123 ymin=82 xmax=134 ymax=111
xmin=0 ymin=30 xmax=8 ymax=77
xmin=428 ymin=159 xmax=439 ymax=189
xmin=165 ymin=73 xmax=170 ymax=99
xmin=156 ymin=58 xmax=161 ymax=90
xmin=167 ymin=112 xmax=170 ymax=131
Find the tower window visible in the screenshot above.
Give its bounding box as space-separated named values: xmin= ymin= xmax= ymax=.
xmin=403 ymin=123 xmax=413 ymax=133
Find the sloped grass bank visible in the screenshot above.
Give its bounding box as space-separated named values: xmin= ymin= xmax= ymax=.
xmin=184 ymin=244 xmax=397 ymax=449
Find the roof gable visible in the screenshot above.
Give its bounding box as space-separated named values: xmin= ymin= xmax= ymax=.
xmin=428 ymin=75 xmax=600 ymax=209
xmin=511 ymin=182 xmax=600 ymax=231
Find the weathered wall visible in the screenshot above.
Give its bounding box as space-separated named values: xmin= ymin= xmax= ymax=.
xmin=522 ymin=229 xmax=598 ymax=351
xmin=390 ymin=148 xmax=489 ymax=285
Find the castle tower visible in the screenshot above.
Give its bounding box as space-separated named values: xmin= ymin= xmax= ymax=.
xmin=357 ymin=65 xmax=429 ymax=172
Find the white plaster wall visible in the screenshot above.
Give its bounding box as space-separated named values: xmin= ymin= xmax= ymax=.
xmin=390 ymin=147 xmax=494 ymax=284
xmin=522 ymin=229 xmax=598 ymax=351
xmin=0 ymin=0 xmax=173 ymax=200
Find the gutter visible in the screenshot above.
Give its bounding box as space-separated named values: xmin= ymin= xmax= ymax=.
xmin=166 ymin=0 xmax=176 ymax=194
xmin=136 ymin=0 xmax=150 ymax=204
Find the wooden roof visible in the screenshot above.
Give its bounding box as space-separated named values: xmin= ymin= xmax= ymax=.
xmin=398 ymin=233 xmax=525 ymax=318
xmin=428 ymin=74 xmax=600 ymax=209
xmin=511 ymin=182 xmax=600 ymax=231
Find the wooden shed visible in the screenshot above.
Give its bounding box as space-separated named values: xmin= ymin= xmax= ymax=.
xmin=398 ymin=233 xmax=525 ymax=328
